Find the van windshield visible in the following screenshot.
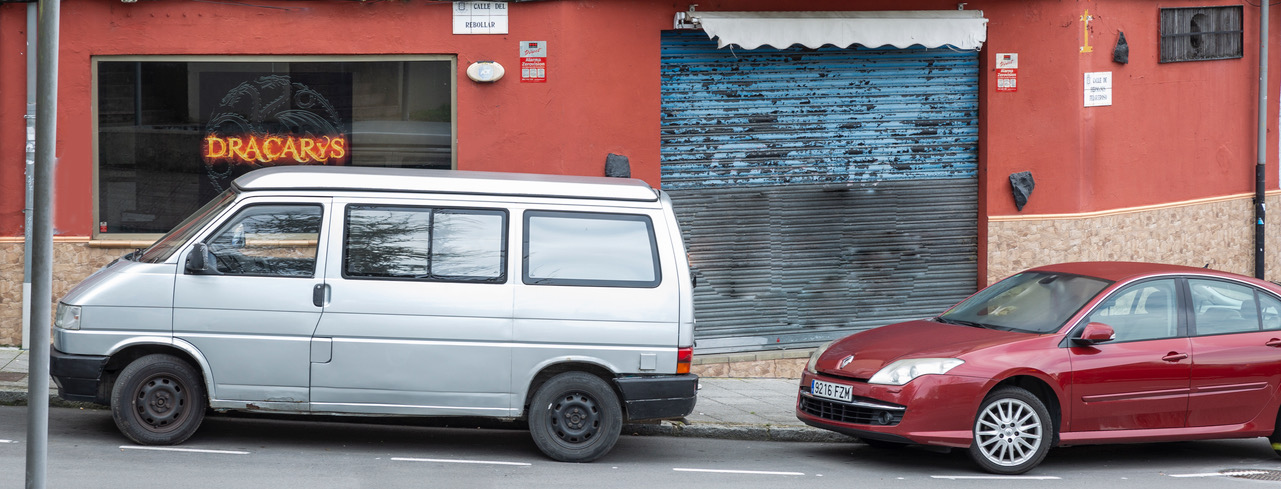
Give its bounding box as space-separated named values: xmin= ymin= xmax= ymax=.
xmin=136 ymin=189 xmax=238 ymax=263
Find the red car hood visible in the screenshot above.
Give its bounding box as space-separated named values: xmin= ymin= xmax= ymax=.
xmin=814 ymin=320 xmax=1030 ymax=379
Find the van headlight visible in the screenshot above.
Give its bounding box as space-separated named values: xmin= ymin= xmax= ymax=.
xmin=54 ymin=303 xmax=81 ymax=331
xmin=868 ymin=358 xmax=964 ymax=385
xmin=806 ymin=340 xmax=836 ymax=374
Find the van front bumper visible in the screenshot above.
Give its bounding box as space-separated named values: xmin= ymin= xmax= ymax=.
xmin=50 ymin=348 xmax=110 ymax=404
xmin=615 ymin=374 xmax=698 ymax=421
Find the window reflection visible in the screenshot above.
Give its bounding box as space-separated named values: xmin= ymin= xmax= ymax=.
xmin=344 ymin=206 xmax=505 ymax=283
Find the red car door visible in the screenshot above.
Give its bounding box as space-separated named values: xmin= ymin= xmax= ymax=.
xmin=1186 ymin=279 xmax=1281 ymax=427
xmin=1068 ymin=279 xmax=1191 ymax=431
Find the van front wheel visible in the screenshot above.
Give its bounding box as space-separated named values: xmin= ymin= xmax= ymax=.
xmin=528 ymin=372 xmax=622 ymax=462
xmin=111 ymin=354 xmax=207 ymax=445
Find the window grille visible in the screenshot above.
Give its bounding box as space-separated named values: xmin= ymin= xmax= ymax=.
xmin=1160 ymin=6 xmax=1243 ymax=63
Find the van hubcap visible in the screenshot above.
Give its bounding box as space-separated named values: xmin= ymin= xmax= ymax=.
xmin=549 ymin=392 xmax=600 ymax=445
xmin=133 ymin=374 xmax=188 ymax=431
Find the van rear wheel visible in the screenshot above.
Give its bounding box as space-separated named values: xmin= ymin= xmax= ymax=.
xmin=111 ymin=354 xmax=207 ymax=445
xmin=528 ymin=372 xmax=622 ymax=462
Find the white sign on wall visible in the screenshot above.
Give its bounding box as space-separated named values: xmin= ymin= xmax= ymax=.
xmin=453 ymin=2 xmax=509 ymax=35
xmin=1084 ymin=72 xmax=1112 ymax=107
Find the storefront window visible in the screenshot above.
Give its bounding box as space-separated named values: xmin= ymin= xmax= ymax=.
xmin=95 ymin=57 xmax=455 ymax=236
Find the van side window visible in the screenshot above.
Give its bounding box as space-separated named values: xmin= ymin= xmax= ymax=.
xmin=343 ymin=205 xmax=506 ymax=283
xmin=523 ymin=211 xmax=660 ymax=287
xmin=205 ymin=204 xmax=323 ymax=277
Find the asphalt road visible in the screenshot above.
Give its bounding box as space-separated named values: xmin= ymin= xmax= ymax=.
xmin=2 ymin=406 xmax=1281 ymax=488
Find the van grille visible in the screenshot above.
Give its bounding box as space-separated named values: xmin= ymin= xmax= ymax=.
xmin=799 ymin=395 xmax=905 ymax=426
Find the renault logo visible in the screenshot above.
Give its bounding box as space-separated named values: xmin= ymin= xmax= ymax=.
xmin=837 ymin=354 xmax=855 ymax=369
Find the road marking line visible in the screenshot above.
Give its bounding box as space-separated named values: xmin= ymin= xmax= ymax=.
xmin=674 ymin=468 xmax=805 ymax=476
xmin=1170 ymin=471 xmax=1266 ymax=478
xmin=118 ymin=445 xmax=249 ymax=455
xmin=0 ymin=440 xmax=16 ymax=444
xmin=391 ymin=457 xmax=531 ymax=467
xmin=931 ymin=475 xmax=1061 ymax=480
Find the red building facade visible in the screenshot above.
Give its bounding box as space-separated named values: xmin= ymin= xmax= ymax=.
xmin=0 ymin=0 xmax=1276 ymax=351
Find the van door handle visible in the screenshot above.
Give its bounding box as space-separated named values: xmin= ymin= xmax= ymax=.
xmin=312 ymin=284 xmax=329 ymax=307
xmin=1162 ymin=352 xmax=1189 ymax=362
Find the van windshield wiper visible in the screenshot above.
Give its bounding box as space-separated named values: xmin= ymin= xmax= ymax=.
xmin=936 ymin=317 xmax=988 ymax=329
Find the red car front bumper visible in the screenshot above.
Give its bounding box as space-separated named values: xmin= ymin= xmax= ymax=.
xmin=796 ymin=370 xmax=994 ymax=448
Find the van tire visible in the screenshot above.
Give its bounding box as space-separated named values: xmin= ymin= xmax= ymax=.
xmin=528 ymin=372 xmax=622 ymax=462
xmin=111 ymin=354 xmax=207 ymax=446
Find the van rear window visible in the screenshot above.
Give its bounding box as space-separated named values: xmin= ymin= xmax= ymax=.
xmin=523 ymin=211 xmax=660 ymax=288
xmin=343 ymin=205 xmax=507 ymax=283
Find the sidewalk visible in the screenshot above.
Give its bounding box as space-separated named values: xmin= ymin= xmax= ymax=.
xmin=0 ymin=347 xmax=852 ymax=443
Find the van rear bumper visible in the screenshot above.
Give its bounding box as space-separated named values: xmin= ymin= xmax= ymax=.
xmin=615 ymin=374 xmax=698 ymax=421
xmin=50 ymin=348 xmax=110 ymax=404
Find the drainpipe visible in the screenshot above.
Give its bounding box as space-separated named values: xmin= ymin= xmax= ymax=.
xmin=21 ymin=3 xmax=36 ymax=350
xmin=1257 ymin=0 xmax=1269 ymax=280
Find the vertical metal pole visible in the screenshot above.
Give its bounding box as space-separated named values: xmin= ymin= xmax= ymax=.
xmin=22 ymin=0 xmax=38 ymax=351
xmin=1258 ymin=0 xmax=1269 ymax=280
xmin=26 ymin=0 xmax=59 ymax=487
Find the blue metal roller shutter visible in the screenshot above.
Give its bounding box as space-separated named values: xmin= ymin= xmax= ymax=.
xmin=660 ymin=30 xmax=979 ymax=354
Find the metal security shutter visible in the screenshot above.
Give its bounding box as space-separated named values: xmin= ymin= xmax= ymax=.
xmin=660 ymin=30 xmax=978 ymax=354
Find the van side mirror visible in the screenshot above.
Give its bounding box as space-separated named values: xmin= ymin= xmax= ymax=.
xmin=184 ymin=243 xmax=220 ymax=275
xmin=1072 ymin=322 xmax=1116 ymax=346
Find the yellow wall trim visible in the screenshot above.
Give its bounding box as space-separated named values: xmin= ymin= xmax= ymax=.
xmin=988 ymin=190 xmax=1280 ymax=222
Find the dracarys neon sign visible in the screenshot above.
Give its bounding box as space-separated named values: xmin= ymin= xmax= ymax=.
xmin=203 ymin=134 xmax=347 ymax=164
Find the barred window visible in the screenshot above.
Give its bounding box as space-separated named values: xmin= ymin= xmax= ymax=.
xmin=1159 ymin=6 xmax=1243 ymax=63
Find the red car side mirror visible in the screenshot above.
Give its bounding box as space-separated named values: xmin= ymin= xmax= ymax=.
xmin=1073 ymin=322 xmax=1116 ymax=346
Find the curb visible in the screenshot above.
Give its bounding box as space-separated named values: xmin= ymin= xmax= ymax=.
xmin=0 ymin=391 xmax=103 ymax=410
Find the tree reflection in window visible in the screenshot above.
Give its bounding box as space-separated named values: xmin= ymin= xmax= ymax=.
xmin=344 ymin=205 xmax=506 ymax=283
xmin=205 ymin=204 xmax=323 ymax=277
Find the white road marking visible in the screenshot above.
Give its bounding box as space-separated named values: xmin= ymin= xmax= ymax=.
xmin=0 ymin=440 xmax=16 ymax=444
xmin=673 ymin=468 xmax=805 ymax=476
xmin=391 ymin=457 xmax=531 ymax=467
xmin=1169 ymin=470 xmax=1266 ymax=478
xmin=931 ymin=475 xmax=1061 ymax=480
xmin=118 ymin=445 xmax=249 ymax=455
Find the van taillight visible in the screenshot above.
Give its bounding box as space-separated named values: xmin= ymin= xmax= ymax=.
xmin=676 ymin=347 xmax=692 ymax=374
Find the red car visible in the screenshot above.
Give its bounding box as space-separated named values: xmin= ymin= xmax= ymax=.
xmin=797 ymin=262 xmax=1281 ymax=474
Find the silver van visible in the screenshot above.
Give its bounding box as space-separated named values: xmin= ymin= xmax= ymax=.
xmin=50 ymin=166 xmax=697 ymax=462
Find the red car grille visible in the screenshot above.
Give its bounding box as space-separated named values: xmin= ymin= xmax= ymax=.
xmin=799 ymin=395 xmax=905 ymax=426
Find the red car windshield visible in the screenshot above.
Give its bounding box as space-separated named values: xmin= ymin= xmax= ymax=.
xmin=939 ymin=272 xmax=1112 ymax=333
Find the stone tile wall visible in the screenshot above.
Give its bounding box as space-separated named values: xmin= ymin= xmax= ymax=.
xmin=987 ymin=194 xmax=1281 ymax=284
xmin=0 ymin=241 xmax=122 ymax=346
xmin=691 ymin=349 xmax=813 ymax=379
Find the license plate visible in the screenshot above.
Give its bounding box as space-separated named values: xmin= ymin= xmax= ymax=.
xmin=811 ymin=379 xmax=853 ymax=402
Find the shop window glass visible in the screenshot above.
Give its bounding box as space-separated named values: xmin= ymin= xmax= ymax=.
xmin=96 ymin=58 xmax=454 ymax=236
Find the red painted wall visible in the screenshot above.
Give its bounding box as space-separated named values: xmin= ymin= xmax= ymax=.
xmin=981 ymin=0 xmax=1279 ymax=216
xmin=0 ymin=0 xmax=1276 ymax=237
xmin=0 ymin=5 xmax=29 ymax=236
xmin=0 ymin=0 xmax=675 ymax=236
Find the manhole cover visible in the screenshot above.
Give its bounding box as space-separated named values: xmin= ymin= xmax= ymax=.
xmin=1222 ymin=469 xmax=1281 ymax=481
xmin=0 ymin=372 xmax=26 ymax=382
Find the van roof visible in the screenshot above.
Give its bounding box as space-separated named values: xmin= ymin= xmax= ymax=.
xmin=232 ymin=166 xmax=660 ymax=202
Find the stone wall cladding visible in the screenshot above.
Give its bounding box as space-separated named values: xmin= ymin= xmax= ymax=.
xmin=0 ymin=243 xmax=121 ymax=346
xmin=987 ymin=195 xmax=1280 ymax=284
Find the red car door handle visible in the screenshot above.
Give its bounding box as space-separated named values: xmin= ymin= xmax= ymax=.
xmin=1267 ymin=339 xmax=1281 ymax=348
xmin=1162 ymin=352 xmax=1189 ymax=362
